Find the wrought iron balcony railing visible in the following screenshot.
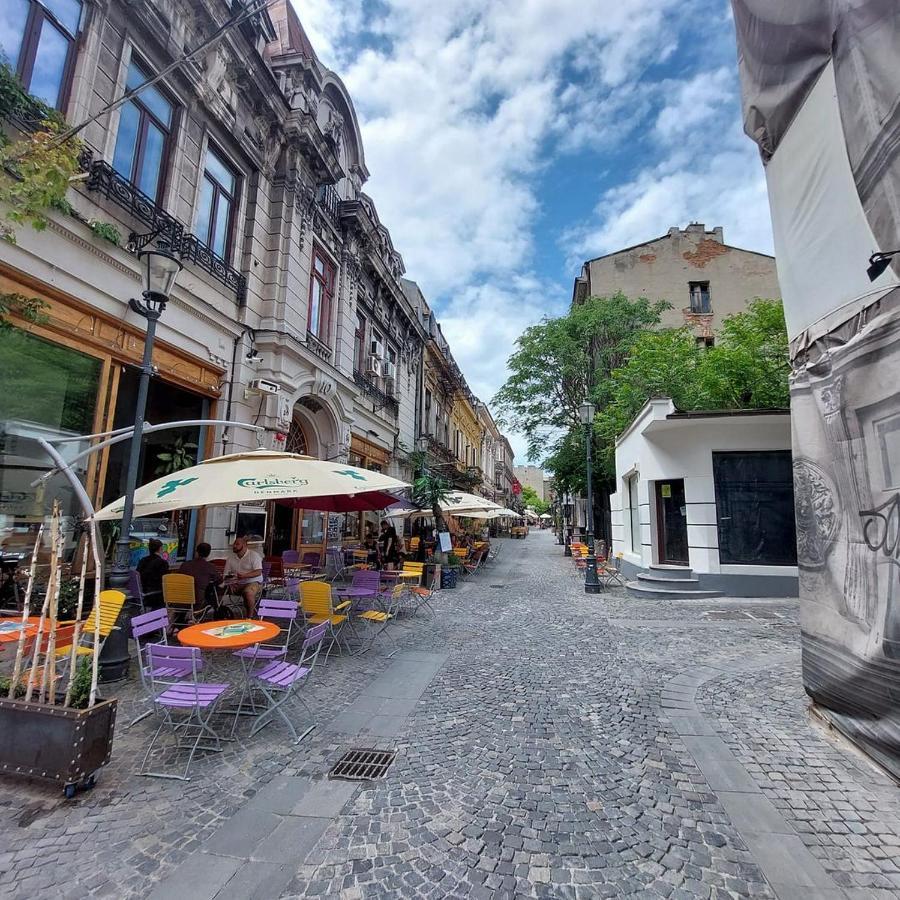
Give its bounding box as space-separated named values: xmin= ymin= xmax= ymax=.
xmin=353 ymin=370 xmax=399 ymax=416
xmin=420 ymin=433 xmax=455 ymax=464
xmin=83 ymin=158 xmax=247 ymax=302
xmin=316 ymin=183 xmax=341 ymax=225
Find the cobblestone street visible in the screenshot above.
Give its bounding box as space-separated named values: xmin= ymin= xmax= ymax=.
xmin=2 ymin=531 xmax=899 ymax=899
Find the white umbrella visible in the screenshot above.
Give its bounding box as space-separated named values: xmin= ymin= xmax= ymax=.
xmin=539 ymin=513 xmax=552 ymax=520
xmin=389 ymin=491 xmax=502 ymax=518
xmin=93 ymin=450 xmax=409 ymax=520
xmin=459 ymin=507 xmax=519 ymax=520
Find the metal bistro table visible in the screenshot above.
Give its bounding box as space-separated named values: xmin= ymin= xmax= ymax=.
xmin=177 ymin=619 xmax=281 ymax=734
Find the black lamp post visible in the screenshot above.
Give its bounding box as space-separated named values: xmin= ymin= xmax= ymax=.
xmin=102 ymin=244 xmax=183 ymax=681
xmin=579 ymin=400 xmax=602 ymax=594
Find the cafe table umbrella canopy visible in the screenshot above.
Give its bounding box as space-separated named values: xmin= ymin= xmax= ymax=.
xmin=92 ymin=450 xmax=408 ymax=520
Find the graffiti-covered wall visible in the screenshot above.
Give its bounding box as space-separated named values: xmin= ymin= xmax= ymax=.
xmin=732 ymin=0 xmax=900 ymax=777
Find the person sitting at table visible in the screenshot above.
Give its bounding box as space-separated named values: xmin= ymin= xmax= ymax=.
xmin=178 ymin=542 xmax=222 ymax=614
xmin=222 ymin=537 xmax=263 ymax=617
xmin=362 ymin=532 xmax=381 ymax=568
xmin=136 ymin=538 xmax=168 ymax=610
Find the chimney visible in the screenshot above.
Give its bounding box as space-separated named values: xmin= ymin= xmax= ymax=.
xmin=712 ymin=226 xmax=724 ymax=243
xmin=686 ymin=223 xmax=705 ymax=234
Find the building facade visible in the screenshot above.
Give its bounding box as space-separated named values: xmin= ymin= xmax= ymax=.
xmin=609 ymin=399 xmax=798 ymax=597
xmin=0 ymin=0 xmax=496 ymax=561
xmin=513 ymin=465 xmax=546 ymax=502
xmin=572 ymin=224 xmax=781 ymax=343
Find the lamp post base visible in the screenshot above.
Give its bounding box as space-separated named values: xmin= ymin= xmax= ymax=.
xmin=100 ymin=557 xmax=135 ymax=683
xmin=584 ymin=554 xmax=603 ymax=594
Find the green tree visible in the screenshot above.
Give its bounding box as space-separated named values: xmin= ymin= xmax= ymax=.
xmin=520 ymin=485 xmax=549 ymax=515
xmin=407 ymin=450 xmax=452 ymax=536
xmin=492 ymin=293 xmax=670 ymax=460
xmin=594 ymin=298 xmax=790 ymax=473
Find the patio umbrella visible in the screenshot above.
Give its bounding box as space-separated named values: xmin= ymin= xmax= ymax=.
xmin=539 ymin=513 xmax=552 ymax=520
xmin=386 ymin=491 xmax=502 ymax=518
xmin=92 ymin=450 xmax=409 ymax=521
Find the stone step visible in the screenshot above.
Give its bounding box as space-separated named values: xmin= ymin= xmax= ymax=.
xmin=625 ymin=581 xmax=724 ymax=600
xmin=647 ymin=564 xmax=695 ymax=580
xmin=637 ymin=572 xmax=701 ymax=586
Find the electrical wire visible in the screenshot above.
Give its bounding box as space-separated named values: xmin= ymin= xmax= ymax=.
xmin=48 ymin=0 xmax=274 ymax=150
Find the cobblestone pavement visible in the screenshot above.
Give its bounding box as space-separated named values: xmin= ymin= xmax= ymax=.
xmin=1 ymin=531 xmax=898 ymax=899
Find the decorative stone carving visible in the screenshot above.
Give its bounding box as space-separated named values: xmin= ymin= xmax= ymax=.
xmin=794 ymin=458 xmax=840 ymax=570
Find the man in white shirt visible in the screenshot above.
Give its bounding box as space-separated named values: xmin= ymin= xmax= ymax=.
xmin=223 ymin=537 xmax=263 ymax=616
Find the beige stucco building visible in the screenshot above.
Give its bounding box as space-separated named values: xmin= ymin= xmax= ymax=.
xmin=514 ymin=465 xmax=546 ymax=502
xmin=572 ymin=224 xmax=781 ymax=342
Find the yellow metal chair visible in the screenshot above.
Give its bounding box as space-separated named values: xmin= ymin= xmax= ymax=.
xmin=400 ymin=560 xmax=425 ymax=586
xmin=299 ymin=580 xmax=352 ymax=660
xmin=163 ymin=573 xmax=203 ymax=628
xmin=56 ymin=588 xmax=126 ymax=666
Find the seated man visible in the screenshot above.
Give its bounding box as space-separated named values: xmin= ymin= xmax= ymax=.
xmin=222 ymin=537 xmax=263 ymax=617
xmin=136 ymin=538 xmax=169 ymax=609
xmin=177 ymin=542 xmax=222 ymax=613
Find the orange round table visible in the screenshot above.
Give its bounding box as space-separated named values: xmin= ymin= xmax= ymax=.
xmin=0 ymin=615 xmax=41 ymax=645
xmin=177 ymin=619 xmax=280 ymax=651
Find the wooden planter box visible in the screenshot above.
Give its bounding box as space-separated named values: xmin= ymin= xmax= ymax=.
xmin=0 ymin=696 xmax=117 ymax=796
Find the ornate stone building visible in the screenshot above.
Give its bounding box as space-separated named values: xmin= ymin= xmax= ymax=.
xmin=0 ymin=0 xmax=485 ymax=558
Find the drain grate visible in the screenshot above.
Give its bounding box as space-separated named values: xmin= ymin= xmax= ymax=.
xmin=489 ymin=584 xmax=506 ymax=589
xmin=328 ymin=748 xmax=397 ymax=781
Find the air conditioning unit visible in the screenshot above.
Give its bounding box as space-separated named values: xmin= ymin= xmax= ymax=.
xmin=369 ymin=339 xmax=384 ymax=359
xmin=382 ymin=360 xmax=396 ymax=379
xmin=366 ymin=355 xmax=382 ymax=377
xmin=382 ymin=375 xmax=396 ymax=396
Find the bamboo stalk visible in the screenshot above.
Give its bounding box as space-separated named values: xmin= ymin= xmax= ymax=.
xmin=63 ymin=532 xmax=89 ymax=708
xmin=41 ymin=505 xmax=62 ymax=704
xmin=88 ymin=519 xmax=103 ymax=709
xmin=7 ymin=523 xmax=44 ymax=698
xmin=27 ymin=505 xmax=58 ymax=703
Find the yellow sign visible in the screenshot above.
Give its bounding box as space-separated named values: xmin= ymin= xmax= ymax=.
xmin=660 ymin=484 xmax=672 ymax=498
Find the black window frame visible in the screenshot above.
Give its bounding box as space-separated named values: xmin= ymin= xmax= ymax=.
xmin=113 ymin=56 xmax=176 ymax=205
xmin=6 ymin=0 xmax=82 ymax=111
xmin=689 ymin=281 xmax=711 ymax=314
xmin=197 ymin=142 xmax=239 ymax=262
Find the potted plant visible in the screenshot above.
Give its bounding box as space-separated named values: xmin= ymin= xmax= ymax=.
xmin=0 ymin=503 xmax=117 ymax=798
xmin=441 ymin=552 xmax=460 ymax=589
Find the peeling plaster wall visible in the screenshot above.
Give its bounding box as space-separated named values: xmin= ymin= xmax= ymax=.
xmin=583 ymin=225 xmax=781 ymax=337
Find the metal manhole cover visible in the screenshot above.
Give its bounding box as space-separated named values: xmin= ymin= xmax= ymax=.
xmin=328 ymin=748 xmax=396 ymax=781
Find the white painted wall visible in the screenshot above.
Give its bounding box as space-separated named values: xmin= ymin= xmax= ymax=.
xmin=610 ymin=399 xmax=796 ymax=578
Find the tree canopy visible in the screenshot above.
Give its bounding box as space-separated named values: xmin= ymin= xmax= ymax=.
xmin=496 ymin=296 xmax=790 ymax=496
xmin=492 ymin=293 xmax=670 ymax=460
xmin=520 ymin=485 xmax=549 ymax=515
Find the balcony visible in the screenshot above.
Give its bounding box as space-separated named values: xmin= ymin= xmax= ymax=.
xmin=353 ymin=370 xmax=399 ymax=416
xmin=305 ymin=330 xmax=333 ymax=362
xmin=83 ymin=159 xmax=247 ymax=302
xmin=420 ymin=433 xmax=455 ymax=465
xmin=316 ymin=183 xmax=341 ymax=226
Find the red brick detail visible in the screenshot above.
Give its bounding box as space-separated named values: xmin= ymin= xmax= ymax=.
xmin=682 ymin=239 xmax=729 ymax=268
xmin=638 ymin=254 xmax=657 ymax=263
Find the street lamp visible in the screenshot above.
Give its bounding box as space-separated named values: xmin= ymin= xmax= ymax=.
xmin=579 ymin=399 xmax=601 ymax=594
xmin=103 ymin=244 xmax=183 ymax=680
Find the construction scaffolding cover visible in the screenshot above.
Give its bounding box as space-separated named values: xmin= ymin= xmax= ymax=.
xmin=733 ymin=0 xmax=900 ymax=777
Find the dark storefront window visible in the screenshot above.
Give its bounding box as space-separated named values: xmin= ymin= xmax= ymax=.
xmin=0 ymin=328 xmax=100 ymax=555
xmin=713 ymin=450 xmax=797 ymax=566
xmin=103 ymin=366 xmax=205 ymax=558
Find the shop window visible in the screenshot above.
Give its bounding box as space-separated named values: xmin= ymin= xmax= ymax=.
xmin=689 ymin=281 xmax=711 ymax=313
xmin=713 ymin=451 xmax=797 ymax=566
xmin=0 ymin=327 xmax=100 ymax=551
xmin=1 ymin=0 xmax=82 ymax=110
xmin=196 ymin=144 xmax=237 ymax=259
xmin=112 ymin=56 xmax=175 ymax=203
xmin=308 ymin=245 xmax=336 ymax=343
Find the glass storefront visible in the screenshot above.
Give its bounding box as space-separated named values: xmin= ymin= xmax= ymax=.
xmin=0 ymin=328 xmax=101 ymax=558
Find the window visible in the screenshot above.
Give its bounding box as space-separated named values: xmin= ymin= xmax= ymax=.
xmin=625 ymin=473 xmax=640 ymax=552
xmin=112 ymin=57 xmax=174 ymax=202
xmin=308 ymin=245 xmax=336 ymax=342
xmin=353 ymin=312 xmax=366 ymax=372
xmin=386 ymin=346 xmax=397 ymax=376
xmin=196 ymin=145 xmax=237 ymax=259
xmin=424 ymin=389 xmax=433 ymax=433
xmin=696 ymin=335 xmax=715 ymax=349
xmin=689 ymin=281 xmax=711 ymax=313
xmin=1 ymin=0 xmax=81 ymax=110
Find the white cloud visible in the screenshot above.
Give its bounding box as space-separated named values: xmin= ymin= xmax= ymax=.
xmin=292 ymin=1 xmax=775 ymax=463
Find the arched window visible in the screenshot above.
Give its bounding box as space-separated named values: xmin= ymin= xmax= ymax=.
xmin=285 ymin=418 xmax=308 ymax=456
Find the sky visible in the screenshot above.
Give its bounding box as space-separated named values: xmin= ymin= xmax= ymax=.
xmin=292 ymin=0 xmax=775 ymax=463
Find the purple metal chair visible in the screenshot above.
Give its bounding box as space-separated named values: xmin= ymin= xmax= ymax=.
xmin=281 ymin=549 xmax=300 ymax=566
xmin=128 ymin=568 xmax=159 ymax=612
xmin=139 ymin=643 xmax=229 ymax=781
xmin=335 ymin=568 xmax=381 ymax=606
xmin=247 ymin=621 xmax=328 ymax=744
xmin=229 ymin=598 xmax=299 ymax=733
xmin=127 ymin=608 xmax=200 ymax=729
